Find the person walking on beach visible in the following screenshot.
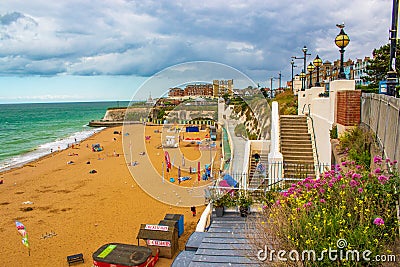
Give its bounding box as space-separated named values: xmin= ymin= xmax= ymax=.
xmin=191 ymin=206 xmax=196 ymax=216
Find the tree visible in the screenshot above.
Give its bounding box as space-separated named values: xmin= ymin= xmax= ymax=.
xmin=364 ymin=43 xmax=400 ymax=87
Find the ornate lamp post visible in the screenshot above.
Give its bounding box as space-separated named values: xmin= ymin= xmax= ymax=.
xmin=291 ymin=59 xmax=297 ymax=92
xmin=299 ymin=70 xmax=306 ymax=91
xmin=307 ymin=62 xmax=315 ymax=88
xmin=387 ymin=0 xmax=399 ymax=97
xmin=335 ymin=25 xmax=350 ymax=79
xmin=292 ymin=45 xmax=311 ymax=90
xmin=313 ymin=55 xmax=323 ymax=86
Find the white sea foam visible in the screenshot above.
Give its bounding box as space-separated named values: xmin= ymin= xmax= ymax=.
xmin=0 ymin=127 xmax=105 ymax=172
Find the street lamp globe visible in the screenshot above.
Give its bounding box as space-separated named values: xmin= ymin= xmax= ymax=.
xmin=335 ymin=28 xmax=350 ymax=79
xmin=335 ymin=29 xmax=350 ymax=49
xmin=313 ymin=55 xmax=323 ymax=86
xmin=307 ymin=62 xmax=315 ymax=88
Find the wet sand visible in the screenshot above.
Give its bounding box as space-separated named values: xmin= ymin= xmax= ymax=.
xmin=0 ymin=126 xmax=204 ymax=267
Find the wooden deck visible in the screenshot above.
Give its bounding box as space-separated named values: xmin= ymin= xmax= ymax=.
xmin=172 ymin=212 xmax=261 ymax=266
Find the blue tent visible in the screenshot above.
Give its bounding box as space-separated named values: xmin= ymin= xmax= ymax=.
xmin=223 ymin=174 xmax=238 ymax=188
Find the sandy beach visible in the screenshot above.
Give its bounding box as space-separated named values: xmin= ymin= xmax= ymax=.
xmin=0 ymin=126 xmax=205 ymax=267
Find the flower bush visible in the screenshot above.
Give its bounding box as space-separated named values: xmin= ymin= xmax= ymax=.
xmin=264 ymin=156 xmax=399 ymax=266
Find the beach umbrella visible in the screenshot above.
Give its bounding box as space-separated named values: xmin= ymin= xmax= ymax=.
xmin=15 ymin=221 xmax=30 ymax=255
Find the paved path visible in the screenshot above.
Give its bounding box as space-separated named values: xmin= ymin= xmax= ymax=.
xmin=222 ymin=107 xmax=247 ymax=175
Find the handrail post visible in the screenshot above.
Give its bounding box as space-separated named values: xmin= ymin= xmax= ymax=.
xmin=268 ymin=102 xmax=283 ymax=185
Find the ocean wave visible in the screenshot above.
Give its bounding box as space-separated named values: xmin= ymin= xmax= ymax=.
xmin=0 ymin=127 xmax=105 ymax=172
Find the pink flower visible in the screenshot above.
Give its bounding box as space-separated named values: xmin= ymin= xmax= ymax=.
xmin=378 ymin=175 xmax=389 ymax=184
xmin=374 ymin=156 xmax=382 ymax=164
xmin=349 ymin=179 xmax=359 ymax=188
xmin=393 ymin=160 xmax=398 ymax=164
xmin=320 ymin=199 xmax=326 ymax=203
xmin=352 ymin=173 xmax=361 ymax=179
xmin=374 ymin=168 xmax=381 ymax=174
xmin=357 ymin=187 xmax=363 ymax=193
xmin=319 ymin=188 xmax=325 ymax=194
xmin=373 ymin=217 xmax=384 ymax=226
xmin=328 ymin=182 xmax=333 ymax=188
xmin=341 ymin=161 xmax=348 ymax=166
xmin=356 ymin=165 xmax=362 ymax=170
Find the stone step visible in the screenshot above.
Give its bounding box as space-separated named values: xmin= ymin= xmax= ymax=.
xmin=284 ymin=156 xmax=314 ymax=162
xmin=281 ymin=136 xmax=311 ymax=141
xmin=280 ymin=127 xmax=309 ymax=132
xmin=282 ymin=150 xmax=314 ymax=155
xmin=281 ymin=149 xmax=313 ymax=154
xmin=280 ymin=116 xmax=307 ymax=120
xmin=283 ymin=161 xmax=315 ymax=167
xmin=281 ymin=140 xmax=312 ymax=145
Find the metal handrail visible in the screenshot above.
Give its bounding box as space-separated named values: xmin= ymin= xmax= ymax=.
xmin=302 ymin=104 xmax=320 ymax=168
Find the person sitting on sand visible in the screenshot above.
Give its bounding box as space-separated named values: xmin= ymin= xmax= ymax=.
xmin=67 ymin=161 xmax=74 ymax=165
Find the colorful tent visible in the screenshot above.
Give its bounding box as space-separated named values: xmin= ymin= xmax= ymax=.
xmin=223 ymin=174 xmax=238 ymax=187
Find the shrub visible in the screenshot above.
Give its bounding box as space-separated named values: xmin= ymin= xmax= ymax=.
xmin=339 ymin=126 xmax=374 ymax=170
xmin=259 ymin=158 xmax=399 ymax=266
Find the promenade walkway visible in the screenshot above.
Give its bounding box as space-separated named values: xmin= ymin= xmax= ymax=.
xmin=222 ymin=107 xmax=247 ymax=175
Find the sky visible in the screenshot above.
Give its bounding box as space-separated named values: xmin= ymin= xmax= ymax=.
xmin=0 ymin=0 xmax=394 ymax=103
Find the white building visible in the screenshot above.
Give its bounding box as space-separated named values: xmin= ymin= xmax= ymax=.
xmin=353 ymin=57 xmax=370 ymax=86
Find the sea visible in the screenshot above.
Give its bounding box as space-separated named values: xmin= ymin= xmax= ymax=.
xmin=0 ymin=101 xmax=129 ymax=172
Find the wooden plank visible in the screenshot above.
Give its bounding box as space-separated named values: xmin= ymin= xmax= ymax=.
xmin=189 ymin=262 xmax=254 ymax=267
xmin=201 ymin=237 xmax=250 ymax=244
xmin=190 ymin=254 xmax=256 ymax=264
xmin=195 ymin=248 xmax=254 ymax=257
xmin=199 ymin=242 xmax=250 ymax=250
xmin=185 ymin=232 xmax=206 ymax=251
xmin=204 ymin=232 xmax=248 ymax=239
xmin=171 ymin=251 xmax=196 ymax=267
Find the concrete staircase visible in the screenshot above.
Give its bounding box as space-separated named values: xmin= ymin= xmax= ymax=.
xmin=248 ymin=152 xmax=268 ymax=198
xmin=280 ymin=115 xmax=316 ymax=179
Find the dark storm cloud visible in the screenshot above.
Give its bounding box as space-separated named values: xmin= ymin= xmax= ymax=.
xmin=0 ymin=0 xmax=392 ymax=82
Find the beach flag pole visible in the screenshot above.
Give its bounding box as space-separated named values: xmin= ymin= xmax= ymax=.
xmin=162 ymin=161 xmax=165 ymax=183
xmin=129 ymin=140 xmax=133 ymax=165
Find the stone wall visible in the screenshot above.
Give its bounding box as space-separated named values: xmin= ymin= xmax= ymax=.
xmin=361 ymin=93 xmax=400 ymax=167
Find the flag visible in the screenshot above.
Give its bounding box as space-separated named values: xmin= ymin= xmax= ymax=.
xmin=15 ymin=221 xmax=30 ymax=255
xmin=197 ymin=162 xmax=201 ymax=182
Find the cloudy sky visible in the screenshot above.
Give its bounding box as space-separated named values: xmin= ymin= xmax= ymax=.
xmin=0 ymin=0 xmax=393 ymax=103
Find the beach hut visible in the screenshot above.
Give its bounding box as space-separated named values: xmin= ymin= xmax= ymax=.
xmin=92 ymin=243 xmax=158 ymax=267
xmin=164 ymin=214 xmax=184 ymax=237
xmin=136 ymin=224 xmax=178 ymax=259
